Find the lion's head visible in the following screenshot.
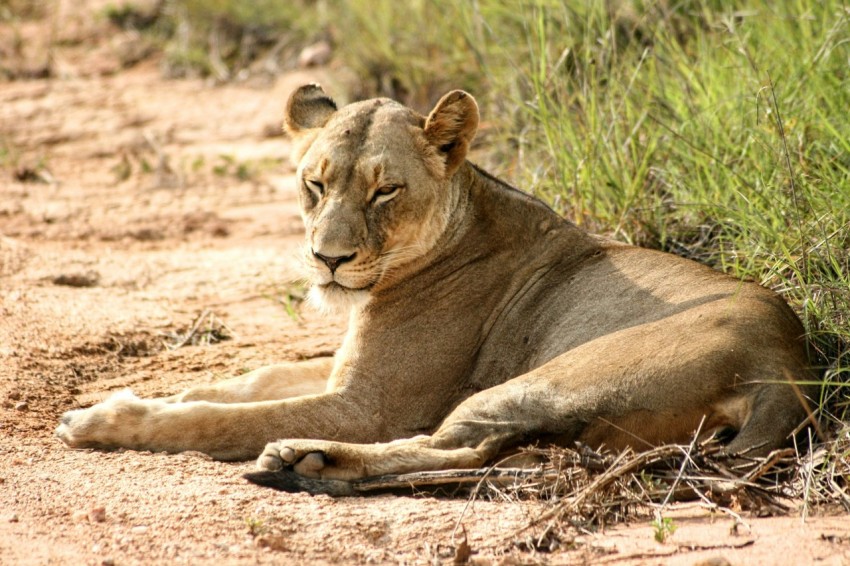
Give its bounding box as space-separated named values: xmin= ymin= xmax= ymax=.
xmin=283 ymin=85 xmax=479 ymax=311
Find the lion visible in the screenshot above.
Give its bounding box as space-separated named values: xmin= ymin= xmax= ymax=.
xmin=57 ymin=84 xmax=817 ymax=494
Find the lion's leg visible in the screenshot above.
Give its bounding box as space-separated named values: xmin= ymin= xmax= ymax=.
xmin=55 ymin=383 xmax=375 ymax=461
xmin=164 ymin=357 xmax=334 ymax=403
xmin=256 ymin=374 xmax=577 ymax=480
xmin=256 ymin=436 xmax=495 ymax=481
xmin=723 ymin=373 xmax=815 ymax=457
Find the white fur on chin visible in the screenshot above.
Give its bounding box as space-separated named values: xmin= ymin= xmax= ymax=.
xmin=307 ymin=284 xmax=371 ymax=316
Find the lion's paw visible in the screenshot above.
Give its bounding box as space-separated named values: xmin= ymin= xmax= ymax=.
xmin=55 ymin=389 xmax=151 ymax=449
xmin=257 ymin=441 xmax=330 ymax=478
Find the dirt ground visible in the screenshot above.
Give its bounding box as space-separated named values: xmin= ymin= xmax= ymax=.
xmin=1 ymin=4 xmax=849 ymax=565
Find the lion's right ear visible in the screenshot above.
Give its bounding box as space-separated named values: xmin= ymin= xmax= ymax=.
xmin=424 ymin=90 xmax=479 ymax=178
xmin=284 ymin=84 xmax=337 ymax=136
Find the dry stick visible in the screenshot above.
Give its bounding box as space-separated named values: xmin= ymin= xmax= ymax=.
xmin=449 ymin=462 xmax=495 ymax=544
xmin=351 ymin=467 xmax=554 ymax=493
xmin=163 ymin=309 xmax=235 ymax=350
xmin=592 ymin=538 xmax=756 ymax=565
xmin=686 ymin=479 xmax=752 ymax=535
xmin=802 ymin=428 xmax=815 ymax=523
xmin=743 ymin=448 xmax=796 ymax=483
xmin=593 ymin=417 xmax=655 ymax=450
xmin=163 ymin=309 xmax=210 ymax=350
xmin=660 ymin=418 xmax=706 ymax=510
xmin=208 ymin=312 xmax=237 ymax=343
xmin=827 ymin=462 xmax=850 ymax=509
xmin=515 ymin=445 xmax=686 ymax=537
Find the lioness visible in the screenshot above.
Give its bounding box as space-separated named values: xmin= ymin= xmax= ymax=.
xmin=57 ymin=85 xmax=816 ymax=492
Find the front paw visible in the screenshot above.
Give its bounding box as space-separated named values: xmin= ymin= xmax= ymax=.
xmin=56 ymin=389 xmax=150 ymax=449
xmin=257 ymin=440 xmax=331 ymax=477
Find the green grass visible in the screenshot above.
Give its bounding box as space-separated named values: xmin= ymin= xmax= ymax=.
xmin=127 ymin=1 xmax=848 ymax=421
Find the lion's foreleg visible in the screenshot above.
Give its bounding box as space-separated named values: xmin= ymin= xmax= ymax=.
xmin=55 ymin=389 xmax=371 ymax=461
xmin=255 ymin=434 xmax=498 ymax=481
xmin=164 ymin=357 xmax=334 ymax=404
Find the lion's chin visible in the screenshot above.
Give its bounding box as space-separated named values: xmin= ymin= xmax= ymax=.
xmin=307 ymin=282 xmax=371 ymax=316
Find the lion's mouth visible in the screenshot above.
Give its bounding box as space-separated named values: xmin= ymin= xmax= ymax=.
xmin=318 ymin=280 xmax=373 ymax=293
xmin=319 ymin=281 xmax=349 ymax=291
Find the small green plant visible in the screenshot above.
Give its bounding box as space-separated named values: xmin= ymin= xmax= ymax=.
xmin=652 ymin=516 xmax=677 ymax=543
xmin=190 ymin=155 xmax=205 ymax=173
xmin=235 ymin=162 xmax=251 ymax=181
xmin=266 ymin=281 xmax=308 ymax=324
xmin=103 ymin=2 xmax=161 ymax=30
xmin=638 ymin=469 xmax=662 ymax=492
xmin=139 ymin=157 xmax=153 ymax=174
xmin=244 ymin=516 xmax=267 ymax=537
xmin=0 ymin=139 xmax=19 ymax=170
xmin=210 ymin=154 xmax=273 ymax=182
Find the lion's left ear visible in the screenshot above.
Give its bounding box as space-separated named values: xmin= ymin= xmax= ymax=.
xmin=284 ymin=84 xmax=338 ymax=136
xmin=283 ymin=84 xmax=338 ymax=164
xmin=424 ymin=90 xmax=479 ymax=178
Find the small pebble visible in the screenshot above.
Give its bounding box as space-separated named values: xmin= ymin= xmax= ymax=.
xmin=297 ymin=41 xmax=332 ymax=68
xmin=89 ymin=506 xmax=107 ymax=523
xmin=131 ymin=525 xmax=148 ymax=534
xmin=72 ymin=510 xmax=89 ymax=523
xmin=14 ymin=402 xmax=28 ymax=411
xmin=52 ymin=271 xmax=100 ymax=287
xmin=7 ymin=513 xmax=19 ymax=523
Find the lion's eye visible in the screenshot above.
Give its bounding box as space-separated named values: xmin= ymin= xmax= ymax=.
xmin=372 ymin=184 xmax=402 ymax=205
xmin=305 ymin=179 xmax=324 ymax=198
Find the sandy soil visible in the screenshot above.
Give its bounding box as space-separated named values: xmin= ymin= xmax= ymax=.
xmin=1 ymin=4 xmax=849 ymax=565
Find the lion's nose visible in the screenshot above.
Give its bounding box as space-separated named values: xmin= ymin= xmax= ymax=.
xmin=312 ymin=250 xmax=356 ymax=273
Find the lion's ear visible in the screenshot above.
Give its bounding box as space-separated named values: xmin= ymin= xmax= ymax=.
xmin=424 ymin=90 xmax=479 ymax=177
xmin=284 ymin=84 xmax=337 ymax=135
